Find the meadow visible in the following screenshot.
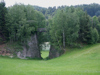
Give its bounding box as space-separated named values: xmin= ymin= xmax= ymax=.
xmin=0 ymin=44 xmax=100 ymax=75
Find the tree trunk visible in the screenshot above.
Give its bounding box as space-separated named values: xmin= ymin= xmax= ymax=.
xmin=63 ymin=30 xmax=65 ymax=48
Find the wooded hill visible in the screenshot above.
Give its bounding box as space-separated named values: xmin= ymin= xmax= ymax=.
xmin=33 ymin=3 xmax=100 ymax=18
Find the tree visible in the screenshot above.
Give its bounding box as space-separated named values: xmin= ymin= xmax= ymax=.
xmin=0 ymin=0 xmax=7 ymax=43
xmin=49 ymin=7 xmax=80 ymax=48
xmin=92 ymin=16 xmax=100 ymax=42
xmin=98 ymin=16 xmax=100 ymax=22
xmin=76 ymin=3 xmax=100 ymax=17
xmin=6 ymin=4 xmax=26 ymax=42
xmin=48 ymin=7 xmax=80 ymax=58
xmin=49 ymin=9 xmax=67 ymax=49
xmin=65 ymin=7 xmax=79 ymax=46
xmin=77 ymin=10 xmax=92 ymax=44
xmin=6 ymin=4 xmax=45 ymax=43
xmin=91 ymin=28 xmax=99 ymax=43
xmin=92 ymin=16 xmax=99 ymax=28
xmin=95 ymin=11 xmax=100 ymax=16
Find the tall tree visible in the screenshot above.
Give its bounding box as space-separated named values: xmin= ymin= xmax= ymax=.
xmin=77 ymin=10 xmax=92 ymax=44
xmin=6 ymin=4 xmax=45 ymax=44
xmin=65 ymin=7 xmax=79 ymax=46
xmin=6 ymin=4 xmax=26 ymax=42
xmin=92 ymin=16 xmax=100 ymax=42
xmin=98 ymin=16 xmax=100 ymax=22
xmin=0 ymin=0 xmax=7 ymax=43
xmin=91 ymin=28 xmax=99 ymax=43
xmin=49 ymin=7 xmax=80 ymax=48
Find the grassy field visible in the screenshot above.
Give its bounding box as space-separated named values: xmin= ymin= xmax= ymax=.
xmin=41 ymin=51 xmax=49 ymax=59
xmin=0 ymin=44 xmax=100 ymax=75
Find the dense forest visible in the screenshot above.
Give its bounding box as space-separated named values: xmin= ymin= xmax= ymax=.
xmin=33 ymin=3 xmax=100 ymax=19
xmin=0 ymin=1 xmax=100 ymax=58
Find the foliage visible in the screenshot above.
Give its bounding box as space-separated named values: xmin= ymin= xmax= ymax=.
xmin=92 ymin=16 xmax=100 ymax=42
xmin=65 ymin=7 xmax=79 ymax=46
xmin=49 ymin=7 xmax=89 ymax=49
xmin=6 ymin=4 xmax=45 ymax=44
xmin=34 ymin=3 xmax=100 ymax=19
xmin=95 ymin=10 xmax=100 ymax=16
xmin=77 ymin=10 xmax=92 ymax=43
xmin=75 ymin=3 xmax=100 ymax=17
xmin=6 ymin=42 xmax=23 ymax=55
xmin=98 ymin=16 xmax=100 ymax=22
xmin=33 ymin=6 xmax=47 ymax=15
xmin=0 ymin=1 xmax=8 ymax=42
xmin=6 ymin=4 xmax=28 ymax=42
xmin=48 ymin=6 xmax=100 ymax=49
xmin=91 ymin=28 xmax=99 ymax=44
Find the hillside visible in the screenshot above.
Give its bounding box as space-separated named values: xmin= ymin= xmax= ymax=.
xmin=33 ymin=3 xmax=100 ymax=18
xmin=0 ymin=44 xmax=100 ymax=75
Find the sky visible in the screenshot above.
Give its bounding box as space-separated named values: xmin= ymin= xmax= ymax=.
xmin=1 ymin=0 xmax=100 ymax=8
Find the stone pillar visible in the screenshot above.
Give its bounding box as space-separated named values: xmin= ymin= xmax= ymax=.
xmin=49 ymin=45 xmax=60 ymax=59
xmin=26 ymin=33 xmax=42 ymax=58
xmin=17 ymin=33 xmax=42 ymax=59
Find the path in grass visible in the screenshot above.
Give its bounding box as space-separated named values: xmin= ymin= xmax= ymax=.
xmin=0 ymin=44 xmax=100 ymax=75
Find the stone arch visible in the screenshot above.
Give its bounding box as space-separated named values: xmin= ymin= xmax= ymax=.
xmin=17 ymin=28 xmax=62 ymax=59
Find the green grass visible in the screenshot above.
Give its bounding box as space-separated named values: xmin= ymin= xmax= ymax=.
xmin=0 ymin=44 xmax=100 ymax=75
xmin=41 ymin=51 xmax=49 ymax=59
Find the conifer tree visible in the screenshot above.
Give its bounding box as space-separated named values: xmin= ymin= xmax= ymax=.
xmin=0 ymin=0 xmax=7 ymax=43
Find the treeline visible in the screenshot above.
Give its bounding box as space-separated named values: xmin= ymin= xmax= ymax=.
xmin=33 ymin=4 xmax=100 ymax=49
xmin=33 ymin=3 xmax=100 ymax=19
xmin=49 ymin=7 xmax=100 ymax=50
xmin=33 ymin=6 xmax=56 ymax=19
xmin=0 ymin=1 xmax=100 ymax=49
xmin=0 ymin=1 xmax=45 ymax=45
xmin=75 ymin=3 xmax=100 ymax=16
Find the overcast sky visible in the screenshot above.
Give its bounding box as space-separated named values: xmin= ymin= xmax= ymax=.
xmin=1 ymin=0 xmax=100 ymax=8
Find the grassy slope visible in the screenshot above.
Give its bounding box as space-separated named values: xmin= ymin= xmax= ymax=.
xmin=0 ymin=44 xmax=100 ymax=75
